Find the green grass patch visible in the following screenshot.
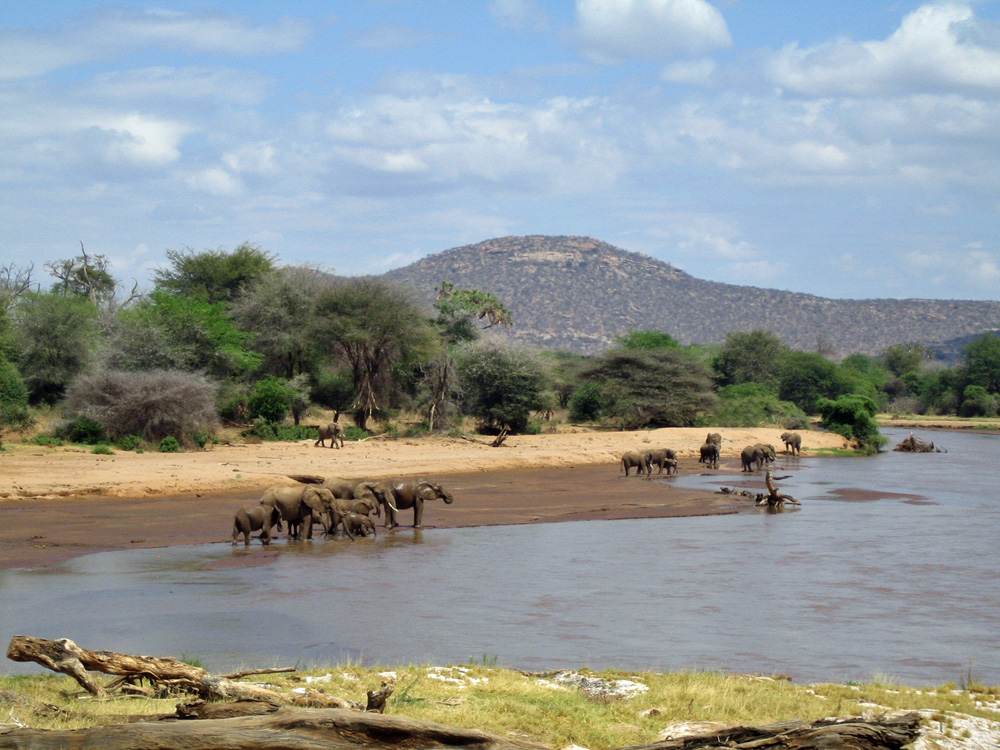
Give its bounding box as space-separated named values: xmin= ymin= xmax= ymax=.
xmin=0 ymin=666 xmax=997 ymax=746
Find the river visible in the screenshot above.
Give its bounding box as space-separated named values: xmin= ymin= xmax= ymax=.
xmin=1 ymin=428 xmax=997 ymax=685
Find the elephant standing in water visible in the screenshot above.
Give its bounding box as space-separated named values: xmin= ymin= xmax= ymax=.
xmin=232 ymin=505 xmax=282 ymax=546
xmin=781 ymin=431 xmax=802 ymax=455
xmin=741 ymin=443 xmax=776 ymax=472
xmin=380 ymin=480 xmax=454 ymax=529
xmin=699 ymin=442 xmax=719 ymax=469
xmin=259 ymin=485 xmax=334 ymax=540
xmin=621 ymin=451 xmax=652 ymax=476
xmin=649 ymin=448 xmax=678 ymax=475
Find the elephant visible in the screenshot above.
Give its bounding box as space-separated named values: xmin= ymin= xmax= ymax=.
xmin=232 ymin=505 xmax=282 ymax=547
xmin=706 ymin=432 xmax=723 ymax=447
xmin=315 ymin=422 xmax=345 ymax=449
xmin=259 ymin=484 xmax=334 ymax=540
xmin=381 ymin=480 xmax=454 ymax=529
xmin=741 ymin=443 xmax=776 ymax=472
xmin=781 ymin=431 xmax=802 ymax=455
xmin=352 ymin=480 xmax=388 ymax=517
xmin=698 ymin=442 xmax=719 ymax=469
xmin=340 ymin=512 xmax=377 ymax=539
xmin=324 ymin=491 xmax=382 ymax=538
xmin=649 ymin=448 xmax=678 ymax=475
xmin=323 ymin=476 xmax=359 ymax=499
xmin=621 ymin=451 xmax=652 ymax=477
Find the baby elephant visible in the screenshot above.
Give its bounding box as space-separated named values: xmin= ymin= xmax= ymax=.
xmin=232 ymin=505 xmax=282 ymax=547
xmin=649 ymin=448 xmax=678 ymax=475
xmin=341 ymin=512 xmax=377 ymax=539
xmin=781 ymin=431 xmax=802 ymax=455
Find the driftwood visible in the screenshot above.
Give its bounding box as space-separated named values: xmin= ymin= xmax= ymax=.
xmin=760 ymin=470 xmax=800 ymax=507
xmin=0 ymin=707 xmax=923 ymax=750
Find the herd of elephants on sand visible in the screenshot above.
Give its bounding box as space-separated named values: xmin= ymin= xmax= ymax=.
xmin=232 ymin=424 xmax=805 ymax=547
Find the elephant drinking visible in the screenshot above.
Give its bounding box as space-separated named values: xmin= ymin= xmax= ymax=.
xmin=381 ymin=480 xmax=454 ymax=529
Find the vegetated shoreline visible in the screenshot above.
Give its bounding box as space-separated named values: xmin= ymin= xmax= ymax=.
xmin=0 ymin=426 xmax=850 ymax=571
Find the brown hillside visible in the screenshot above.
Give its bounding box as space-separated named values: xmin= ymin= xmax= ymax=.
xmin=383 ymin=235 xmax=1000 ymax=357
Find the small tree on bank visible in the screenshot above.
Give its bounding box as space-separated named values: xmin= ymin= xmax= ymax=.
xmin=456 ymin=341 xmax=548 ymax=434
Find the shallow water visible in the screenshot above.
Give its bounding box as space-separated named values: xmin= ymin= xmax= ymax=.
xmin=1 ymin=428 xmax=998 ymax=685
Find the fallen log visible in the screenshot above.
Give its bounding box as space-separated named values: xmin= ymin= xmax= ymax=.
xmin=760 ymin=470 xmax=800 ymax=507
xmin=6 ymin=636 xmax=286 ymax=702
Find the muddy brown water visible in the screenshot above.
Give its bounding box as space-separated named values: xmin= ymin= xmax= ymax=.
xmin=1 ymin=429 xmax=998 ymax=685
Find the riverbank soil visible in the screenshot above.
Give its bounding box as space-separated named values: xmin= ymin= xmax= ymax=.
xmin=0 ymin=426 xmax=847 ymax=570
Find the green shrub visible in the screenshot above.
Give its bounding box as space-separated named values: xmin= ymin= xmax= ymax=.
xmin=191 ymin=430 xmax=211 ymax=449
xmin=116 ymin=434 xmax=142 ymax=451
xmin=342 ymin=425 xmax=369 ymax=441
xmin=568 ymin=382 xmax=606 ymax=422
xmin=158 ymin=436 xmax=180 ymax=453
xmin=57 ymin=415 xmax=106 ymax=445
xmin=241 ymin=421 xmax=316 ymax=442
xmin=817 ymin=395 xmax=887 ymax=453
xmin=711 ymin=383 xmax=806 ymax=428
xmin=91 ymin=443 xmax=114 ymax=455
xmin=0 ymin=357 xmax=34 ymax=431
xmin=248 ymin=376 xmax=293 ymax=424
xmin=28 ymin=435 xmax=64 ymax=447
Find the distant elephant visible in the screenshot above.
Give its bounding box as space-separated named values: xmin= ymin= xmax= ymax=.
xmin=621 ymin=451 xmax=652 ymax=477
xmin=232 ymin=505 xmax=282 ymax=547
xmin=741 ymin=443 xmax=776 ymax=472
xmin=315 ymin=422 xmax=345 ymax=449
xmin=381 ymin=480 xmax=454 ymax=529
xmin=649 ymin=448 xmax=678 ymax=475
xmin=323 ymin=476 xmax=359 ymax=499
xmin=260 ymin=484 xmax=334 ymax=540
xmin=341 ymin=512 xmax=377 ymax=538
xmin=699 ymin=442 xmax=719 ymax=469
xmin=706 ymin=432 xmax=722 ymax=447
xmin=781 ymin=431 xmax=802 ymax=455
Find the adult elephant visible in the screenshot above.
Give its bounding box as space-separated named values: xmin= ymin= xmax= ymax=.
xmin=706 ymin=432 xmax=722 ymax=447
xmin=232 ymin=505 xmax=282 ymax=547
xmin=323 ymin=476 xmax=359 ymax=499
xmin=741 ymin=443 xmax=776 ymax=472
xmin=781 ymin=431 xmax=802 ymax=455
xmin=698 ymin=442 xmax=719 ymax=469
xmin=381 ymin=480 xmax=454 ymax=529
xmin=315 ymin=422 xmax=344 ymax=449
xmin=260 ymin=485 xmax=334 ymax=540
xmin=621 ymin=451 xmax=652 ymax=476
xmin=649 ymin=448 xmax=678 ymax=475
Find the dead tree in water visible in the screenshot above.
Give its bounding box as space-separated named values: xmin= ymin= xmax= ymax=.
xmin=759 ymin=470 xmax=800 ymax=507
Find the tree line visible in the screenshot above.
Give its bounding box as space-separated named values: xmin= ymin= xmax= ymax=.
xmin=1 ymin=243 xmax=998 ymax=454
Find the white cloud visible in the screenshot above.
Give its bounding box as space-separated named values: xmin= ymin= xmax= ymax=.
xmin=89 ymin=113 xmax=190 ymax=166
xmin=573 ymin=0 xmax=731 ymax=63
xmin=489 ymin=0 xmax=550 ymax=32
xmin=660 ymin=58 xmax=716 ymax=85
xmin=768 ymin=3 xmax=1000 ymax=95
xmin=186 ymin=167 xmax=244 ymax=196
xmin=86 ymin=67 xmax=272 ymax=106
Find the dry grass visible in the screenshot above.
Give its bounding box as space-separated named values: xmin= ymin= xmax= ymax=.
xmin=2 ymin=666 xmax=998 ymax=749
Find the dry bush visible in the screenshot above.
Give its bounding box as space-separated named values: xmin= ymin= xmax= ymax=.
xmin=63 ymin=369 xmax=219 ymax=443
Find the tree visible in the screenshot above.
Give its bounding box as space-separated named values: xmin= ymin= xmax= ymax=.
xmin=778 ymin=351 xmax=848 ymax=414
xmin=13 ymin=292 xmax=100 ymax=403
xmin=62 ymin=369 xmax=218 ymax=443
xmin=417 ymin=355 xmax=463 ymax=431
xmin=45 ymin=244 xmax=118 ymax=307
xmin=433 ymin=281 xmax=512 ymax=345
xmin=580 ymin=348 xmax=717 ymax=429
xmin=456 ymin=341 xmax=548 ymax=434
xmin=882 ymin=344 xmax=929 ymax=378
xmin=568 ymin=381 xmax=606 ymax=422
xmin=312 ymin=278 xmax=437 ymax=430
xmin=154 ymin=242 xmax=276 ymax=304
xmin=615 ymin=329 xmax=680 ymax=351
xmin=711 ymin=382 xmax=806 ymax=428
xmin=817 ymin=394 xmax=886 ymax=453
xmin=712 ymin=330 xmax=789 ymax=391
xmin=0 ymin=357 xmax=32 ymax=432
xmin=961 ymin=332 xmax=1000 ymax=395
xmin=106 ymin=291 xmax=261 ymax=378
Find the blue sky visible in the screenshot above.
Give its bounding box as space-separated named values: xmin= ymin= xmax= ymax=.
xmin=3 ymin=1 xmax=1000 ymax=300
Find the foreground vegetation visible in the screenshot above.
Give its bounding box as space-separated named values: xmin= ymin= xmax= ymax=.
xmin=4 ymin=244 xmax=1000 ymax=457
xmin=1 ymin=665 xmax=997 ymax=747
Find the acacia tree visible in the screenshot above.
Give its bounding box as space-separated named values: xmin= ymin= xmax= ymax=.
xmin=154 ymin=242 xmax=276 ymax=304
xmin=311 ymin=278 xmax=437 ymax=430
xmin=434 ymin=281 xmax=511 ymax=344
xmin=581 ymin=348 xmax=717 ymax=429
xmin=712 ymin=330 xmax=789 ymax=391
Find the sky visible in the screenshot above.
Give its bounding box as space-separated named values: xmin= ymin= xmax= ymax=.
xmin=2 ymin=1 xmax=1000 ymax=301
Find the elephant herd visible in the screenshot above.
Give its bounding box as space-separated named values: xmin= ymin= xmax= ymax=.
xmin=232 ymin=476 xmax=454 ymax=547
xmin=620 ymin=431 xmax=803 ymax=477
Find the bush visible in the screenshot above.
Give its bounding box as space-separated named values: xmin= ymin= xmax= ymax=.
xmin=116 ymin=434 xmax=143 ymax=451
xmin=158 ymin=436 xmax=180 ymax=453
xmin=959 ymin=385 xmax=997 ymax=417
xmin=248 ymin=376 xmax=293 ymax=424
xmin=56 ymin=415 xmax=106 ymax=445
xmin=217 ymin=382 xmax=252 ymax=425
xmin=457 ymin=341 xmax=549 ymax=434
xmin=0 ymin=359 xmax=33 ymax=431
xmin=242 ymin=421 xmax=316 ymax=442
xmin=568 ymin=382 xmax=606 ymax=422
xmin=62 ymin=368 xmax=219 ymax=443
xmin=91 ymin=443 xmax=114 ymax=455
xmin=817 ymin=395 xmax=887 ymax=453
xmin=343 ymin=425 xmax=369 ymax=441
xmin=710 ymin=383 xmax=806 ymax=428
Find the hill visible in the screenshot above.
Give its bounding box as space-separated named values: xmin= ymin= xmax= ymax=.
xmin=383 ymin=235 xmax=1000 ymax=358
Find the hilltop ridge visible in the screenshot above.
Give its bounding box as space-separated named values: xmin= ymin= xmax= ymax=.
xmin=383 ymin=235 xmax=1000 ymax=357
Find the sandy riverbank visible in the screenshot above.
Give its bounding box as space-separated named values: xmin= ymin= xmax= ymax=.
xmin=0 ymin=427 xmax=847 ymax=570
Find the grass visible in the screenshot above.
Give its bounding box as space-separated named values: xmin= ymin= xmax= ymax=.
xmin=1 ymin=666 xmax=997 ymax=747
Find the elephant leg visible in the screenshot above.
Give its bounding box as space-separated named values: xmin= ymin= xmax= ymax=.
xmin=414 ymin=500 xmax=423 ymax=529
xmin=303 ymin=515 xmax=313 ymax=540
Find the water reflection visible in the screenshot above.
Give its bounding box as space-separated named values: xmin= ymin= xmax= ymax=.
xmin=1 ymin=429 xmax=998 ymax=685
